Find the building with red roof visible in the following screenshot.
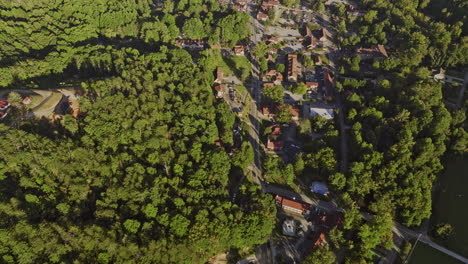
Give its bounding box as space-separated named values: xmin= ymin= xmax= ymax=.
xmin=233 ymin=45 xmax=245 ymax=56
xmin=287 ymin=54 xmax=298 ymax=82
xmin=267 ymin=139 xmax=283 ymax=151
xmin=214 ymin=84 xmax=224 ymax=98
xmin=215 ymin=67 xmax=223 ymax=84
xmin=275 ymin=195 xmax=310 ymax=215
xmin=291 ymin=106 xmax=300 ymax=121
xmin=0 ymin=100 xmax=10 ymax=111
xmin=323 ymin=68 xmax=334 ymax=99
xmin=313 ymin=233 xmax=326 ymax=248
xmin=269 ymin=124 xmax=282 ymax=136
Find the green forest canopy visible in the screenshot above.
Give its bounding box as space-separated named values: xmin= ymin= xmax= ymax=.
xmin=0 ymin=1 xmax=275 ymax=264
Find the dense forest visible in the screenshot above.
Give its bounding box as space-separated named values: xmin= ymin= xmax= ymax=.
xmin=0 ymin=0 xmax=467 ymax=263
xmin=0 ymin=1 xmax=276 ymax=263
xmin=295 ymin=0 xmax=468 ymax=262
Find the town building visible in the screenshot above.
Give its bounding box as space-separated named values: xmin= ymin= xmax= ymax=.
xmin=233 ymin=45 xmax=245 ymax=56
xmin=215 ymin=67 xmax=223 ymax=84
xmin=214 ymin=84 xmax=224 ymax=99
xmin=291 ymin=106 xmax=300 ymax=121
xmin=267 ymin=139 xmax=283 ymax=151
xmin=310 ymin=107 xmax=334 ymax=120
xmin=0 ymin=100 xmax=10 ymax=111
xmin=231 ymin=4 xmax=247 ymax=12
xmin=356 ymin=45 xmax=388 ymax=60
xmin=275 ymin=195 xmax=310 ymax=215
xmin=22 ymin=96 xmax=32 ymax=105
xmin=323 ymin=68 xmax=334 ymax=99
xmin=319 ymin=28 xmax=328 ymax=42
xmin=257 ymin=11 xmax=268 ymax=21
xmin=287 ymin=54 xmax=298 ymax=82
xmin=262 ymin=82 xmax=275 ymax=89
xmin=306 ymin=35 xmax=317 ymax=50
xmin=306 ymin=81 xmax=319 ymax=92
xmin=313 ymin=233 xmax=326 ymax=248
xmin=265 ymin=35 xmax=280 ymax=45
xmin=262 ymin=105 xmax=276 ymax=119
xmin=269 ymin=124 xmax=282 ymax=136
xmin=257 ymin=0 xmax=279 ymax=22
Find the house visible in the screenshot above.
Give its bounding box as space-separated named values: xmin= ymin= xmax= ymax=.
xmin=215 ymin=67 xmax=223 ymax=84
xmin=233 ymin=45 xmax=245 ymax=56
xmin=0 ymin=100 xmax=10 ymax=111
xmin=310 ymin=107 xmax=334 ymax=120
xmin=214 ymin=84 xmax=224 ymax=98
xmin=275 ymin=195 xmax=310 ymax=215
xmin=265 ymin=69 xmax=277 ymax=77
xmin=306 ymin=35 xmax=317 ymax=50
xmin=310 ymin=181 xmax=329 ymax=195
xmin=314 ymin=55 xmax=323 ymax=65
xmin=267 ymin=53 xmax=274 ymax=61
xmin=261 ymin=0 xmax=279 ymax=9
xmin=287 ymin=54 xmax=298 ymax=82
xmin=269 ymin=124 xmax=282 ymax=136
xmin=305 ymin=25 xmax=312 ymax=37
xmin=231 ymin=4 xmax=247 ymax=12
xmin=319 ymin=28 xmax=328 ymax=42
xmin=257 ymin=11 xmax=268 ymax=21
xmin=262 ymin=105 xmax=276 ymax=119
xmin=282 ymin=219 xmax=297 ymax=237
xmin=22 ymin=96 xmax=32 ymax=105
xmin=262 ymin=82 xmax=275 ymax=88
xmin=215 ymin=137 xmax=222 ymax=147
xmin=306 ymin=81 xmax=319 ymax=92
xmin=291 ymin=106 xmax=300 ymax=121
xmin=268 ymin=47 xmax=278 ymax=54
xmin=265 ymin=35 xmax=280 ymax=45
xmin=275 ymin=72 xmax=284 ymax=84
xmin=267 ymin=139 xmax=283 ymax=151
xmin=356 ymin=44 xmax=388 ymax=59
xmin=323 ymin=68 xmax=333 ymax=99
xmin=313 ymin=233 xmax=326 ymax=248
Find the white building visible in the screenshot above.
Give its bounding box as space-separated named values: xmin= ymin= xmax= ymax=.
xmin=310 ymin=107 xmax=334 ymax=120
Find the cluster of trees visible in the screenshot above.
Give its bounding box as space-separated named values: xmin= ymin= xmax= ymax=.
xmin=297 ymin=0 xmax=468 ymax=262
xmin=335 ymin=0 xmax=468 ymax=69
xmin=0 ymin=1 xmax=275 ymax=263
xmin=0 ymin=0 xmax=251 ymax=88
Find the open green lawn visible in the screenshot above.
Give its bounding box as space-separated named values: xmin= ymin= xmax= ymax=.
xmin=26 ymin=94 xmax=45 ymax=109
xmin=431 ymin=157 xmax=468 ymax=257
xmin=224 ymin=55 xmax=252 ymax=81
xmin=409 ymin=243 xmax=463 ymax=264
xmin=32 ymin=92 xmax=63 ymax=115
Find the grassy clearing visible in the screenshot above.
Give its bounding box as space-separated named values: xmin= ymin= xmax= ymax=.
xmin=224 ymin=55 xmax=252 ymax=81
xmin=26 ymin=95 xmax=45 ymax=109
xmin=431 ymin=156 xmax=468 ymax=257
xmin=33 ymin=92 xmax=63 ymax=114
xmin=408 ymin=243 xmax=463 ymax=264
